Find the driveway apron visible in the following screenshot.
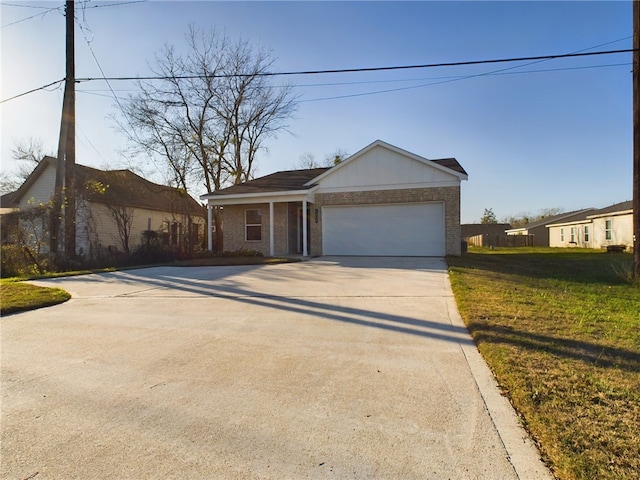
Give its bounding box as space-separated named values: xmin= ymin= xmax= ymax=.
xmin=1 ymin=257 xmax=551 ymax=479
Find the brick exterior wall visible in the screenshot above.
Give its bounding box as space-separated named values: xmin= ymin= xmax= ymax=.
xmin=223 ymin=186 xmax=462 ymax=257
xmin=311 ymin=187 xmax=461 ymax=256
xmin=222 ymin=203 xmax=289 ymax=256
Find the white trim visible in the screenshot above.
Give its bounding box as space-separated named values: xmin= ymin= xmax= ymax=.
xmin=202 ymin=189 xmax=315 ymax=206
xmin=304 ymin=139 xmax=467 ymax=186
xmin=316 ymin=180 xmax=461 ymax=195
xmin=587 ymin=209 xmax=633 ymax=219
xmin=302 ymin=199 xmax=308 ymax=256
xmin=207 ymin=204 xmax=213 ymax=251
xmin=269 ymin=202 xmax=274 ymax=256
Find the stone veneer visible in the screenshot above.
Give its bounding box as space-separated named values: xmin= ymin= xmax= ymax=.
xmin=310 ymin=187 xmax=461 ymax=256
xmin=222 ymin=186 xmax=462 ymax=256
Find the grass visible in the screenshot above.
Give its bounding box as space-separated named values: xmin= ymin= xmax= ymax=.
xmin=447 ymin=247 xmax=640 ymax=480
xmin=1 ymin=279 xmax=71 ymax=315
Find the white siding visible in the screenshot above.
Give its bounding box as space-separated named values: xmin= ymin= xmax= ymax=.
xmin=18 ymin=163 xmax=56 ymax=209
xmin=591 ymin=214 xmax=633 ymax=248
xmin=548 ymin=222 xmax=591 ymax=248
xmin=85 ymin=202 xmax=205 ymax=253
xmin=317 ymin=146 xmax=458 ymax=192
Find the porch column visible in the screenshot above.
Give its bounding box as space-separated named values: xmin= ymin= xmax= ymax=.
xmin=269 ymin=201 xmax=275 ymax=257
xmin=302 ymin=199 xmax=308 ymax=256
xmin=207 ymin=203 xmax=213 ymax=252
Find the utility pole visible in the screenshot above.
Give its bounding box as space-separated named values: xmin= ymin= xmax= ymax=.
xmin=634 ymin=0 xmax=639 ymax=280
xmin=51 ymin=0 xmax=75 ymax=264
xmin=63 ymin=0 xmax=76 ymax=259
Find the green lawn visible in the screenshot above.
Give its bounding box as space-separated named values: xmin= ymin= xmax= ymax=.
xmin=447 ymin=247 xmax=640 ymax=480
xmin=0 ymin=280 xmax=71 ymax=315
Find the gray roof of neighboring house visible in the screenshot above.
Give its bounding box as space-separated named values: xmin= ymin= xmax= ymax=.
xmin=209 ymin=157 xmax=467 ymax=196
xmin=12 ymin=156 xmax=204 ymax=217
xmin=587 ymin=200 xmax=632 ymax=217
xmin=0 ymin=191 xmax=17 ymax=209
xmin=507 ymin=209 xmax=595 ymax=231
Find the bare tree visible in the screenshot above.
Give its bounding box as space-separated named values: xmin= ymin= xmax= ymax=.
xmin=296 ymin=152 xmax=320 ymax=169
xmin=12 ymin=137 xmax=47 ymax=180
xmin=0 ymin=138 xmax=53 ymax=195
xmin=295 ymin=149 xmax=349 ymax=170
xmin=106 ymin=205 xmax=134 ymax=255
xmin=116 ymin=27 xmax=297 ymax=249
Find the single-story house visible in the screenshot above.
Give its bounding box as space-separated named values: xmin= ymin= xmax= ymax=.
xmin=4 ymin=156 xmax=206 ymax=257
xmin=201 ymin=140 xmax=468 ymax=257
xmin=547 ymin=201 xmax=633 ymax=250
xmin=505 ymin=209 xmax=595 ymax=247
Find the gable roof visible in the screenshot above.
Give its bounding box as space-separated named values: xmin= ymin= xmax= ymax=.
xmin=587 ymin=200 xmax=632 ymax=218
xmin=0 ymin=191 xmax=17 ymax=209
xmin=507 ymin=208 xmax=595 ymax=232
xmin=13 ymin=156 xmax=204 ymax=216
xmin=210 ymin=167 xmax=330 ymax=196
xmin=305 ymin=140 xmax=468 ymax=186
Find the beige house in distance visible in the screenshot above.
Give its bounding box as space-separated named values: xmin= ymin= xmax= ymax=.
xmin=201 ymin=140 xmax=468 ymax=257
xmin=4 ymin=156 xmax=205 ymax=257
xmin=547 ymin=201 xmax=633 ymax=250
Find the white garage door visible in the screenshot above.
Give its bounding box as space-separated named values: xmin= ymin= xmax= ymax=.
xmin=322 ymin=202 xmax=445 ymax=256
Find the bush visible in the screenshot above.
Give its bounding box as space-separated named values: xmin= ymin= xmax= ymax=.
xmin=0 ymin=244 xmax=50 ymax=278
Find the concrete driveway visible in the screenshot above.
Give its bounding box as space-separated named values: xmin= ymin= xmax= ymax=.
xmin=1 ymin=257 xmax=550 ymax=479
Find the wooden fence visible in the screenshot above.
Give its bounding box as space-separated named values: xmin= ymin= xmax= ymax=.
xmin=466 ymin=234 xmax=535 ymax=248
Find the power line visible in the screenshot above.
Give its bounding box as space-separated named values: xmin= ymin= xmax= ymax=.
xmin=78 ymin=0 xmax=147 ymax=9
xmin=0 ymin=79 xmax=65 ymax=104
xmin=1 ymin=49 xmax=635 ymax=104
xmin=74 ymin=48 xmax=636 ymax=83
xmin=0 ymin=5 xmax=61 ymax=28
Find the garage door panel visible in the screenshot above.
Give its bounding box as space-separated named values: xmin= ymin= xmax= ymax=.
xmin=322 ymin=203 xmax=444 ymax=256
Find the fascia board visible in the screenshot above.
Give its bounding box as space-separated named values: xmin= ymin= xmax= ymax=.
xmin=315 ymin=180 xmax=461 ymax=194
xmin=545 ymin=219 xmax=592 ymax=228
xmin=201 ymin=189 xmax=316 ymax=205
xmin=587 ymin=209 xmax=633 ymax=219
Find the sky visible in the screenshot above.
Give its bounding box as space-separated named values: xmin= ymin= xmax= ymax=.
xmin=0 ymin=0 xmax=634 ymax=223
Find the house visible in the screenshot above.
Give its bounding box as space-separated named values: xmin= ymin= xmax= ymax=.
xmin=547 ymin=201 xmax=633 ymax=250
xmin=505 ymin=209 xmax=595 ymax=247
xmin=4 ymin=156 xmax=206 ymax=257
xmin=201 ymin=140 xmax=468 ymax=257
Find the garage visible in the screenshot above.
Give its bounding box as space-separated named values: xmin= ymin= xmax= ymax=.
xmin=322 ymin=202 xmax=445 ymax=256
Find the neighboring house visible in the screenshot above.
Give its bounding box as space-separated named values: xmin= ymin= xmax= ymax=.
xmin=4 ymin=156 xmax=205 ymax=257
xmin=547 ymin=201 xmax=633 ymax=249
xmin=505 ymin=209 xmax=594 ymax=247
xmin=1 ymin=191 xmax=19 ymax=244
xmin=201 ymin=140 xmax=468 ymax=257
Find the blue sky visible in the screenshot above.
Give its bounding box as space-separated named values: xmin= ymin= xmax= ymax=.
xmin=1 ymin=1 xmax=633 ymax=223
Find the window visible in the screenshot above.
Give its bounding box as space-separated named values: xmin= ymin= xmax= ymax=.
xmin=584 ymin=225 xmax=590 ymax=242
xmin=605 ymin=219 xmax=612 ymax=241
xmin=570 ymin=227 xmax=576 ymax=243
xmin=171 ymin=222 xmax=180 ymax=246
xmin=245 ymin=209 xmax=262 ymax=241
xmin=560 ymin=228 xmax=564 ymax=242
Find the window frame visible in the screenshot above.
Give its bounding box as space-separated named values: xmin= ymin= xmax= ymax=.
xmin=245 ymin=209 xmax=262 ymax=242
xmin=605 ymin=219 xmax=612 ymax=241
xmin=584 ymin=225 xmax=590 ymax=243
xmin=560 ymin=228 xmax=564 ymax=242
xmin=570 ymin=227 xmax=576 ymax=243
